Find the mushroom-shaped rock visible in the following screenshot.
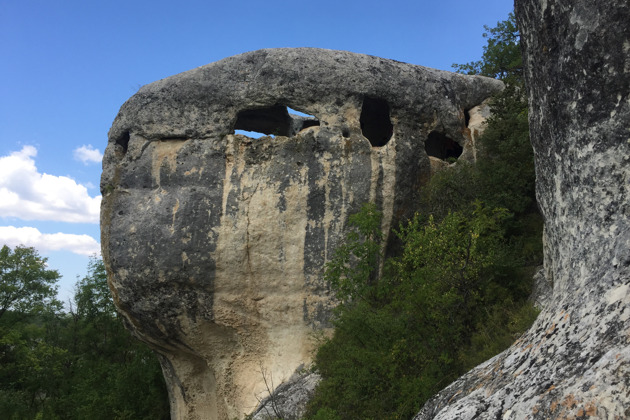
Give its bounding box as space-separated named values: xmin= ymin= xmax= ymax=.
xmin=100 ymin=48 xmax=503 ymax=420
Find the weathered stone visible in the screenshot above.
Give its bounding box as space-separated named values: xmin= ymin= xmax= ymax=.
xmin=250 ymin=368 xmax=321 ymax=420
xmin=100 ymin=48 xmax=502 ymax=420
xmin=529 ymin=266 xmax=551 ymax=310
xmin=464 ymin=98 xmax=493 ymax=162
xmin=415 ymin=1 xmax=630 ymax=418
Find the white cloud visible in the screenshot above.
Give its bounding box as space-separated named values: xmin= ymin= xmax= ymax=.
xmin=0 ymin=146 xmax=101 ymax=223
xmin=0 ymin=226 xmax=100 ymax=256
xmin=73 ymin=144 xmax=103 ymax=165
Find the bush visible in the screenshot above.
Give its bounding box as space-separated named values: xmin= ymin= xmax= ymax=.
xmin=305 ymin=204 xmax=538 ymax=420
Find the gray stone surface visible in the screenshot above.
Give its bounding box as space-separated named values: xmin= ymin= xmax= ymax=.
xmin=414 ymin=1 xmax=630 ymax=418
xmin=529 ymin=266 xmax=551 ymax=310
xmin=250 ymin=368 xmax=321 ymax=420
xmin=100 ymin=48 xmax=502 ymax=420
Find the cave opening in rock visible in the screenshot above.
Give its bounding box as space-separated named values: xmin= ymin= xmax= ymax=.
xmin=115 ymin=131 xmax=130 ymax=154
xmin=234 ymin=105 xmax=291 ymax=137
xmin=360 ymin=97 xmax=393 ymax=147
xmin=287 ymin=107 xmax=320 ymax=134
xmin=233 ymin=105 xmax=320 ymax=138
xmin=464 ymin=108 xmax=471 ymax=127
xmin=425 ymin=131 xmax=463 ymax=161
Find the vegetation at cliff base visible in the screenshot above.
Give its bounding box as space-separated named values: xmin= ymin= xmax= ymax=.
xmin=305 ymin=13 xmax=542 ymax=420
xmin=0 ymin=246 xmax=169 ymax=420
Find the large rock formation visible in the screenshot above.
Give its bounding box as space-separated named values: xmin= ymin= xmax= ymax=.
xmin=101 ymin=48 xmax=502 ymax=419
xmin=415 ymin=1 xmax=630 ymax=418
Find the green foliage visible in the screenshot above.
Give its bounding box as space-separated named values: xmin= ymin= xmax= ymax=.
xmin=74 ymin=257 xmax=117 ymax=319
xmin=459 ymin=301 xmax=539 ymax=369
xmin=0 ymin=245 xmax=65 ymax=418
xmin=306 ymin=12 xmax=542 ymax=419
xmin=0 ymin=245 xmax=62 ymax=320
xmin=0 ymin=252 xmax=169 ymax=419
xmin=49 ymin=257 xmax=169 ymax=420
xmin=324 ymin=203 xmax=383 ymax=304
xmin=0 ymin=315 xmax=67 ymax=419
xmin=306 ymin=204 xmax=537 ymax=420
xmin=430 ymin=8 xmax=541 ymax=264
xmin=452 ymin=12 xmax=521 ymax=83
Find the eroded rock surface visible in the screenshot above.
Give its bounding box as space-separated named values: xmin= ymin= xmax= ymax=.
xmin=415 ymin=1 xmax=630 ymax=418
xmin=250 ymin=368 xmax=321 ymax=420
xmin=100 ymin=48 xmax=502 ymax=420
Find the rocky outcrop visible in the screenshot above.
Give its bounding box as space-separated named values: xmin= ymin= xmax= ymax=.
xmin=100 ymin=48 xmax=502 ymax=420
xmin=415 ymin=1 xmax=630 ymax=418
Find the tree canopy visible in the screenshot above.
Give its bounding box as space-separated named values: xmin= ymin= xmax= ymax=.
xmin=0 ymin=245 xmax=61 ymax=320
xmin=452 ymin=13 xmax=522 ymax=83
xmin=0 ymin=249 xmax=169 ymax=419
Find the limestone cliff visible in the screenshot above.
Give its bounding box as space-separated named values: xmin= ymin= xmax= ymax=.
xmin=415 ymin=1 xmax=630 ymax=418
xmin=100 ymin=48 xmax=502 ymax=420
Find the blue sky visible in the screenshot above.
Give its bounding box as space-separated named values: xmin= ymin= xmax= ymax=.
xmin=0 ymin=0 xmax=513 ymax=305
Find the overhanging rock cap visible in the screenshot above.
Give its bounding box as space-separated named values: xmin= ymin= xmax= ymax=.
xmin=109 ymin=48 xmax=504 ymax=142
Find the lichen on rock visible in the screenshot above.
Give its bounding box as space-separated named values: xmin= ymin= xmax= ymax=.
xmin=100 ymin=48 xmax=502 ymax=420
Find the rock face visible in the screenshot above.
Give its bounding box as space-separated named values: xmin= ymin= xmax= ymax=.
xmin=415 ymin=1 xmax=630 ymax=419
xmin=249 ymin=369 xmax=321 ymax=420
xmin=100 ymin=48 xmax=502 ymax=420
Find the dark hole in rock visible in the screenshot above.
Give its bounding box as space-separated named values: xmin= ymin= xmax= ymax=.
xmin=235 ymin=105 xmax=291 ymax=137
xmin=115 ymin=131 xmax=130 ymax=154
xmin=234 ymin=106 xmax=320 ymax=138
xmin=287 ymin=107 xmax=319 ymax=135
xmin=464 ymin=109 xmax=471 ymax=127
xmin=360 ymin=97 xmax=393 ymax=147
xmin=425 ymin=131 xmax=463 ymax=161
xmin=300 ymin=119 xmax=320 ymax=130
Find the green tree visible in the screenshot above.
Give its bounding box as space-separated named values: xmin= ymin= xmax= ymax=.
xmin=45 ymin=257 xmax=169 ymax=420
xmin=452 ymin=12 xmax=521 ymax=82
xmin=425 ymin=10 xmax=542 ymax=264
xmin=324 ymin=202 xmax=384 ymax=304
xmin=74 ymin=257 xmax=116 ymax=319
xmin=0 ymin=245 xmax=61 ymax=320
xmin=0 ymin=245 xmax=65 ymax=418
xmin=0 ymin=254 xmax=170 ymax=420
